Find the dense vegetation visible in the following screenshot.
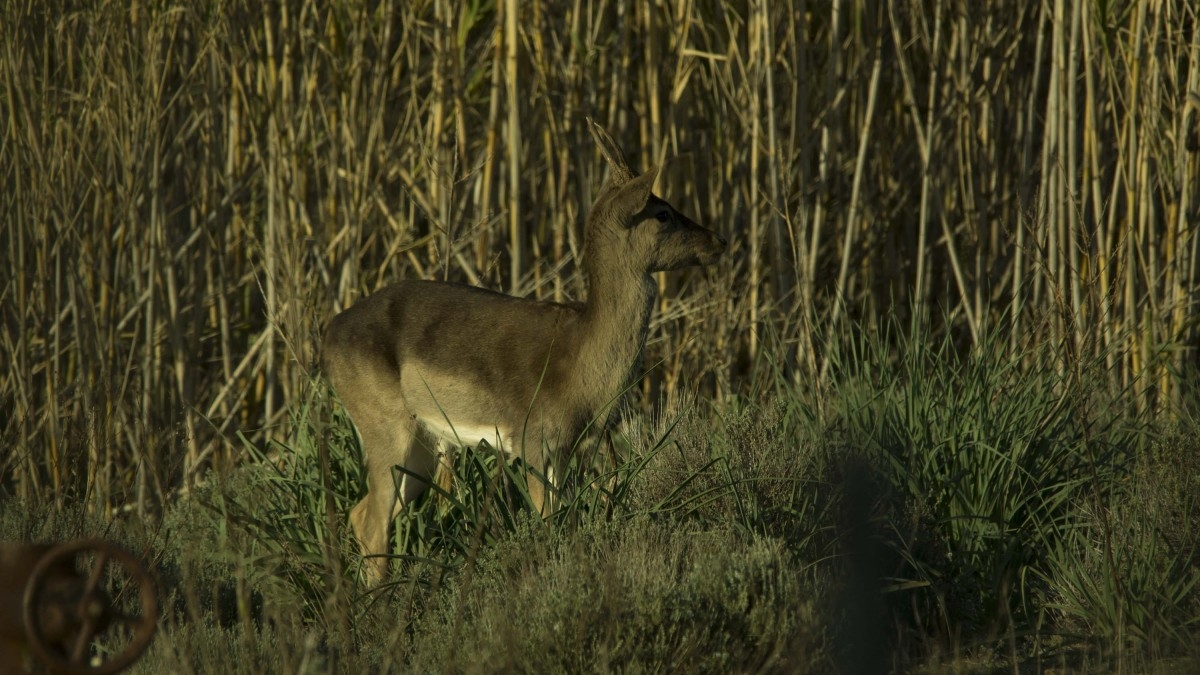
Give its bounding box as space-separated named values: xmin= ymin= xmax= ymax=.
xmin=2 ymin=0 xmax=1198 ymax=672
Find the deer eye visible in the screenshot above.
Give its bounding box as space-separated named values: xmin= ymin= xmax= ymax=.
xmin=655 ymin=211 xmax=670 ymax=223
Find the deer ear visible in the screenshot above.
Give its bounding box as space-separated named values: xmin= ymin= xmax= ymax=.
xmin=613 ymin=166 xmax=659 ymax=224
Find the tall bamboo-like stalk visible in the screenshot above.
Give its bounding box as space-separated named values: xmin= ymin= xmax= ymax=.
xmin=504 ymin=0 xmax=522 ymax=292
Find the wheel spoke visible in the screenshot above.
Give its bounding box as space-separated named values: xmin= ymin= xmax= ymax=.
xmin=80 ymin=550 xmax=110 ymax=601
xmin=70 ymin=618 xmax=96 ymax=664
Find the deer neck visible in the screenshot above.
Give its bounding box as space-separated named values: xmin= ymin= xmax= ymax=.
xmin=577 ymin=250 xmax=657 ymax=394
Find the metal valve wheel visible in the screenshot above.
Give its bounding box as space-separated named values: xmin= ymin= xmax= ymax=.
xmin=21 ymin=539 xmax=158 ymax=675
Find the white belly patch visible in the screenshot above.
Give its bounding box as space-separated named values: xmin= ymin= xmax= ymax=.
xmin=419 ymin=417 xmax=510 ymax=452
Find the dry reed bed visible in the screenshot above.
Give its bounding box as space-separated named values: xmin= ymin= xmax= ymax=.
xmin=1 ymin=0 xmax=1197 ymax=514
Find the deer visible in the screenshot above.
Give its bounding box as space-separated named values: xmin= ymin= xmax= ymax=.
xmin=322 ymin=119 xmax=727 ymax=584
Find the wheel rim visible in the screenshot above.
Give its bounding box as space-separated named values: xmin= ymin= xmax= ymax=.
xmin=22 ymin=539 xmax=158 ymax=675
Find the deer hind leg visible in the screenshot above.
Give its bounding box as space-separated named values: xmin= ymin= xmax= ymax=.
xmin=349 ymin=417 xmax=438 ymax=585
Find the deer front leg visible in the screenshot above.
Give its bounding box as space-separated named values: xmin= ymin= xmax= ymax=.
xmin=519 ymin=443 xmax=557 ymax=516
xmin=433 ymin=440 xmax=457 ymax=499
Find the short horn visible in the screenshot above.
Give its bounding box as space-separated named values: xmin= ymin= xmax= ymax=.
xmin=587 ymin=117 xmax=637 ymax=186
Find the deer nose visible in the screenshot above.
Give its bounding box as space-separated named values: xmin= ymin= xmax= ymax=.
xmin=716 ymin=234 xmax=728 ymax=248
